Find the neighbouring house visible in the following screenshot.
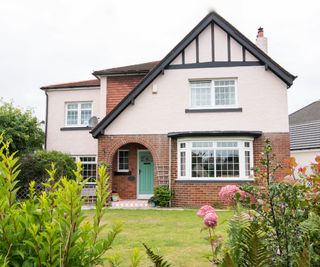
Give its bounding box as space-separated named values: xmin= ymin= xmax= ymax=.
xmin=41 ymin=11 xmax=296 ymax=207
xmin=289 ymin=100 xmax=320 ymax=168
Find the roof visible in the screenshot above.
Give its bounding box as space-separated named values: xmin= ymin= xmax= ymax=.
xmin=41 ymin=79 xmax=100 ymax=90
xmin=93 ymin=61 xmax=160 ymax=76
xmin=289 ymin=100 xmax=320 ymax=125
xmin=290 ymin=120 xmax=320 ymax=151
xmin=91 ymin=11 xmax=297 ymax=138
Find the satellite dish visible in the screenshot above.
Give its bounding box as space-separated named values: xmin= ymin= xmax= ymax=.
xmin=88 ymin=116 xmax=98 ymax=127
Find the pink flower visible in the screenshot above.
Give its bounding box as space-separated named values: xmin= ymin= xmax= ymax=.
xmin=219 ymin=185 xmax=244 ymax=205
xmin=203 ymin=212 xmax=218 ymax=228
xmin=197 ymin=205 xmax=216 ymax=217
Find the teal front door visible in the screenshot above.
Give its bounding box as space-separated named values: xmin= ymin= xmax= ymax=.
xmin=138 ymin=150 xmax=154 ymax=199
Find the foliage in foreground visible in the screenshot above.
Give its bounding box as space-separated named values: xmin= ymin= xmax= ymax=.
xmin=0 ymin=100 xmax=44 ymax=155
xmin=198 ymin=139 xmax=320 ymax=266
xmin=0 ymin=136 xmax=121 ymax=266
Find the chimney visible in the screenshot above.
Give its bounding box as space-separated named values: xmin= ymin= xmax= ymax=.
xmin=256 ymin=27 xmax=268 ymax=53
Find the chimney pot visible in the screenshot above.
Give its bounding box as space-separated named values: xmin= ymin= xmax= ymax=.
xmin=256 ymin=26 xmax=268 ymax=53
xmin=257 ymin=27 xmax=264 ymax=38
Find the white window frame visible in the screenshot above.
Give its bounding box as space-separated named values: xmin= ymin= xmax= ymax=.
xmin=72 ymin=155 xmax=97 ymax=184
xmin=177 ymin=137 xmax=254 ymax=181
xmin=65 ymin=101 xmax=93 ymax=127
xmin=117 ymin=149 xmax=129 ymax=172
xmin=189 ymin=78 xmax=238 ymax=109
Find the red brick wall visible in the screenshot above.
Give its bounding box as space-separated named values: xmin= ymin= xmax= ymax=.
xmin=111 ymin=143 xmax=145 ymax=199
xmin=253 ymin=132 xmax=291 ymax=181
xmin=98 ymin=132 xmax=290 ymax=207
xmin=106 ymin=75 xmax=145 ymax=113
xmin=98 ymin=135 xmax=170 ymax=199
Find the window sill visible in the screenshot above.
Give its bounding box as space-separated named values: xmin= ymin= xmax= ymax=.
xmin=114 ymin=171 xmax=132 ymax=176
xmin=175 ymin=178 xmax=254 ymax=183
xmin=60 ymin=126 xmax=92 ymax=131
xmin=185 ymin=107 xmax=242 ymax=113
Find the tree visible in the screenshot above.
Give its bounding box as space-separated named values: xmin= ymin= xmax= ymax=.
xmin=0 ymin=100 xmax=44 ymax=154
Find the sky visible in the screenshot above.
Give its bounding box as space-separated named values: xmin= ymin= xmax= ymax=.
xmin=0 ymin=0 xmax=319 ymax=121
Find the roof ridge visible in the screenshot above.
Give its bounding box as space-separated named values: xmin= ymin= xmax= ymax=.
xmin=289 ymin=100 xmax=320 ymax=117
xmin=93 ymin=60 xmax=160 ymax=76
xmin=40 ymin=79 xmax=99 ymax=90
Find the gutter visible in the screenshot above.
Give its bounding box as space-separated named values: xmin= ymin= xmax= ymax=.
xmin=44 ymin=90 xmax=48 ymax=150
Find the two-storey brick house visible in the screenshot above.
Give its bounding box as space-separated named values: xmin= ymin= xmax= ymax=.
xmin=42 ymin=11 xmax=296 ymax=207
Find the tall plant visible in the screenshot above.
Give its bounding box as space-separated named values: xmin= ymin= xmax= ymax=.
xmin=0 ymin=135 xmax=121 ymax=266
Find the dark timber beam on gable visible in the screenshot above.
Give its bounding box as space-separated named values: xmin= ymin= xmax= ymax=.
xmin=211 ymin=22 xmax=215 ymax=62
xmin=166 ymin=61 xmax=262 ymax=70
xmin=227 ymin=35 xmax=231 ymax=62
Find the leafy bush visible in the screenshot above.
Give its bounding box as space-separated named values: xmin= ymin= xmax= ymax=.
xmin=212 ymin=139 xmax=320 ymax=266
xmin=149 ymin=185 xmax=173 ymax=207
xmin=0 ymin=136 xmax=121 ymax=266
xmin=19 ymin=150 xmax=76 ymax=186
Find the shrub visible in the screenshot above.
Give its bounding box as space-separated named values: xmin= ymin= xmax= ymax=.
xmin=0 ymin=136 xmax=121 ymax=266
xmin=215 ymin=139 xmax=319 ymax=266
xmin=18 ymin=150 xmax=76 ymax=193
xmin=149 ymin=185 xmax=173 ymax=207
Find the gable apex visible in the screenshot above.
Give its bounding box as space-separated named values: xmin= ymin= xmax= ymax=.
xmin=91 ymin=11 xmax=296 ymax=138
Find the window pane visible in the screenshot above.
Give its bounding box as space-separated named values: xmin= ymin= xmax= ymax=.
xmin=81 ymin=109 xmax=92 ymax=125
xmin=67 ymin=110 xmax=78 ymax=125
xmin=191 ymin=149 xmax=215 ymax=178
xmin=217 ymin=141 xmax=238 ymax=147
xmin=180 ymin=151 xmax=186 ymax=176
xmin=190 ymin=81 xmax=211 ymax=107
xmin=192 ymin=141 xmax=213 ymax=148
xmin=216 ymin=149 xmax=239 ymax=177
xmin=75 ymin=156 xmax=97 ymax=182
xmin=81 ymin=103 xmax=92 ymax=110
xmin=245 ymin=151 xmax=251 ymax=176
xmin=214 ymin=80 xmax=236 ymax=106
xmin=118 ymin=150 xmax=129 ymax=171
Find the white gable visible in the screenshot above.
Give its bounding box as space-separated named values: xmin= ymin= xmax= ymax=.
xmin=170 ymin=24 xmax=258 ymax=66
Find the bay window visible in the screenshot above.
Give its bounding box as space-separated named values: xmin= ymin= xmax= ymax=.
xmin=178 ymin=139 xmax=253 ymax=180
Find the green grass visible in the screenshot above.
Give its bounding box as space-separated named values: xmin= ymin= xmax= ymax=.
xmin=86 ymin=209 xmax=233 ymax=267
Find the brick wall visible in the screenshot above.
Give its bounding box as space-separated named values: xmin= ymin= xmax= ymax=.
xmin=106 ymin=75 xmax=145 ymax=113
xmin=111 ymin=143 xmax=145 ymax=199
xmin=98 ymin=134 xmax=170 ymax=199
xmin=98 ymin=132 xmax=290 ymax=207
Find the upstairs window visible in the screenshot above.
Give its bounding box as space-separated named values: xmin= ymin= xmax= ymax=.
xmin=190 ymin=79 xmax=237 ymax=109
xmin=65 ymin=102 xmax=92 ymax=127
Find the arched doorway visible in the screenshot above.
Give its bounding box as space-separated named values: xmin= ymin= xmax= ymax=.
xmin=110 ymin=142 xmax=155 ymax=200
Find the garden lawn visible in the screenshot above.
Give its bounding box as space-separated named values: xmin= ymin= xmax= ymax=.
xmin=85 ymin=209 xmax=233 ymax=267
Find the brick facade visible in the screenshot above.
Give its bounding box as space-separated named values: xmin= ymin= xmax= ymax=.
xmin=98 ymin=132 xmax=290 ymax=207
xmin=111 ymin=143 xmax=145 ymax=199
xmin=106 ymin=75 xmax=145 ymax=113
